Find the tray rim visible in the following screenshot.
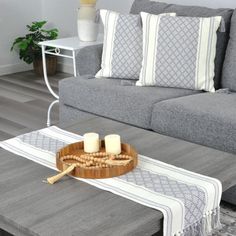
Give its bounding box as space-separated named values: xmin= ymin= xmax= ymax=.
xmin=56 ymin=140 xmax=138 ymax=179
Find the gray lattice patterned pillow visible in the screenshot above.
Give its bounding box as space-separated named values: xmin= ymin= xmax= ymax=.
xmin=137 ymin=12 xmax=222 ymax=92
xmin=96 ymin=9 xmax=175 ymax=80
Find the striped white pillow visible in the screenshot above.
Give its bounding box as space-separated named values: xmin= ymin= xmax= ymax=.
xmin=137 ymin=12 xmax=222 ymax=92
xmin=96 ymin=10 xmax=176 ymax=80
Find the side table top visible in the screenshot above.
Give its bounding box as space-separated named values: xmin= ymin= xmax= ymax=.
xmin=38 ymin=35 xmax=103 ymax=50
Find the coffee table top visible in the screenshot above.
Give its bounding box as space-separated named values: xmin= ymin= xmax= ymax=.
xmin=1 ymin=117 xmax=236 ymax=236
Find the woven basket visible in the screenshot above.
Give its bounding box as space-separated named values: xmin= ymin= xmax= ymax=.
xmin=33 ymin=56 xmax=57 ymax=76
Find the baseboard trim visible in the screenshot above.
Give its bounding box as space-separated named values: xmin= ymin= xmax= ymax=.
xmin=0 ymin=62 xmax=73 ymax=76
xmin=0 ymin=63 xmax=32 ymax=76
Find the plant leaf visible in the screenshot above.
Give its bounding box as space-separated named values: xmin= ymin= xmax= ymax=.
xmin=11 ymin=20 xmax=58 ymax=64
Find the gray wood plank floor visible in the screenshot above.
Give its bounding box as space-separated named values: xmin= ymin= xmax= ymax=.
xmin=0 ymin=70 xmax=66 ymax=140
xmin=0 ymin=71 xmax=235 ymax=236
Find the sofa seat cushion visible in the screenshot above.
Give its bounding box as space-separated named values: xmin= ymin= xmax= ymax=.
xmin=151 ymin=93 xmax=236 ymax=153
xmin=59 ymin=77 xmax=199 ymax=129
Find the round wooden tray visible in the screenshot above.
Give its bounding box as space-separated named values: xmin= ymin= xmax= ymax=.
xmin=56 ymin=140 xmax=138 ymax=179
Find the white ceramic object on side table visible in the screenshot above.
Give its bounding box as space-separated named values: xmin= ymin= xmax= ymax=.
xmin=77 ymin=4 xmax=99 ymax=42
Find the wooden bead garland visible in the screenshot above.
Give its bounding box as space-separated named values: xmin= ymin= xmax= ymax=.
xmin=60 ymin=152 xmax=133 ymax=169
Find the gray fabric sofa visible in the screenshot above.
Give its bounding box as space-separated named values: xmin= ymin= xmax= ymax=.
xmin=60 ymin=77 xmax=199 ymax=129
xmin=59 ymin=0 xmax=236 ymax=154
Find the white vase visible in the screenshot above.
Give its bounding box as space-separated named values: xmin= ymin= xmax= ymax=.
xmin=77 ymin=4 xmax=99 ymax=42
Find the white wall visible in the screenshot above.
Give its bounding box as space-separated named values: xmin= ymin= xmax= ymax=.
xmin=0 ymin=0 xmax=79 ymax=76
xmin=0 ymin=0 xmax=235 ymax=76
xmin=0 ymin=0 xmax=42 ymax=75
xmin=41 ymin=0 xmax=78 ymax=38
xmin=97 ymin=0 xmax=133 ymax=13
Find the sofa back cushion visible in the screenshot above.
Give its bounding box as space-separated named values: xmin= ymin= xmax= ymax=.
xmin=222 ymin=10 xmax=236 ymax=92
xmin=130 ymin=0 xmax=233 ymax=89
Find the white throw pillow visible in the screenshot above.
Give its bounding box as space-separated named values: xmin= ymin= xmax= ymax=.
xmin=137 ymin=12 xmax=222 ymax=92
xmin=96 ymin=9 xmax=176 ymax=80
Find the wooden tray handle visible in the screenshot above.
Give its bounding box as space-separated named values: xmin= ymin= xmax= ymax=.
xmin=47 ymin=164 xmax=76 ymax=185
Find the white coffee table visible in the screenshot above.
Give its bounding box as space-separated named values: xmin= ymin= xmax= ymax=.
xmin=39 ymin=35 xmax=103 ymax=99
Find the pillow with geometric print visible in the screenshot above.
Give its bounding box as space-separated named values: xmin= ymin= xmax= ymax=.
xmin=137 ymin=12 xmax=222 ymax=92
xmin=96 ymin=9 xmax=176 ymax=80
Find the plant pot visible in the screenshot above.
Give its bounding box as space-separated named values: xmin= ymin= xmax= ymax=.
xmin=33 ymin=56 xmax=57 ymax=76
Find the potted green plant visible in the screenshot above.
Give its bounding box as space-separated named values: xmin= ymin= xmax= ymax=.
xmin=11 ymin=21 xmax=59 ymax=76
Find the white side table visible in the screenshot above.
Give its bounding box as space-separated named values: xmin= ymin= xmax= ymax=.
xmin=39 ymin=36 xmax=103 ymax=126
xmin=39 ymin=35 xmax=103 ymax=99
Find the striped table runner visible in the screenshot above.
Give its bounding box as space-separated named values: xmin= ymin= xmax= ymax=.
xmin=0 ymin=126 xmax=222 ymax=236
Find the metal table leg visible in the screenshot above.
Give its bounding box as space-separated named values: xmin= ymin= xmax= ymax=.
xmin=42 ymin=45 xmax=59 ymax=100
xmin=47 ymin=100 xmax=59 ymax=127
xmin=72 ymin=50 xmax=78 ymax=77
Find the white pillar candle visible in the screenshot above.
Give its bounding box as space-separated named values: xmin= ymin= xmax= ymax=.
xmin=83 ymin=133 xmax=100 ymax=153
xmin=105 ymin=134 xmax=121 ymax=155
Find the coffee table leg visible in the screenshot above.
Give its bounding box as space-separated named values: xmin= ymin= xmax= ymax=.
xmin=47 ymin=100 xmax=59 ymax=127
xmin=42 ymin=45 xmax=59 ymax=99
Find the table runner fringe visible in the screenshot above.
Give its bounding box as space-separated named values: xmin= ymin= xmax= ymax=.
xmin=175 ymin=207 xmax=221 ymax=236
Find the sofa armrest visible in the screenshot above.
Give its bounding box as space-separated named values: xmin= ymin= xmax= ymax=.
xmin=76 ymin=44 xmax=103 ymax=76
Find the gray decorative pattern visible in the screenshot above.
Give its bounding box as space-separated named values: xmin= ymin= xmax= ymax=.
xmin=119 ymin=167 xmax=206 ymax=227
xmin=18 ymin=132 xmax=68 ymax=153
xmin=155 ymin=16 xmax=200 ymax=89
xmin=111 ymin=14 xmax=143 ymax=79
